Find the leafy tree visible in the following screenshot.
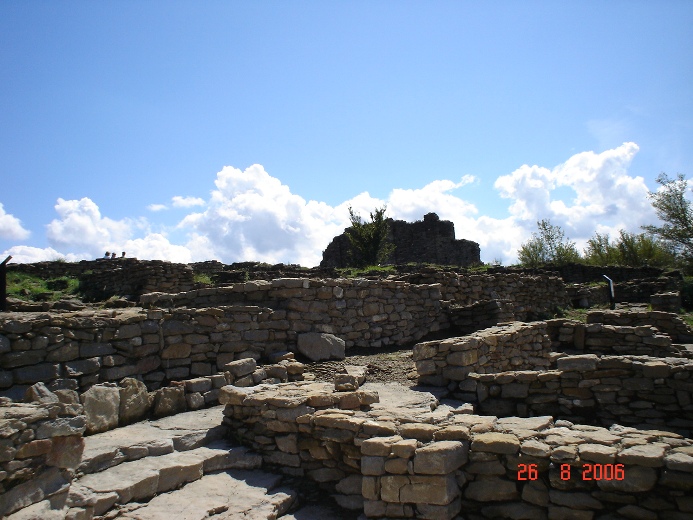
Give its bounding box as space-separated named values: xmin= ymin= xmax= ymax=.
xmin=344 ymin=206 xmax=395 ymax=267
xmin=518 ymin=219 xmax=581 ymax=267
xmin=584 ymin=230 xmax=676 ymax=267
xmin=642 ymin=173 xmax=693 ymax=262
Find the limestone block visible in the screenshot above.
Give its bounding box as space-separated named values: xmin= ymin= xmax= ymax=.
xmin=556 ymin=354 xmax=599 ymax=372
xmin=185 ymin=392 xmax=205 ymax=410
xmin=218 ymin=385 xmax=253 ymax=406
xmin=597 ymin=466 xmax=657 ymax=493
xmin=36 ymin=416 xmax=86 ymax=439
xmin=118 ymin=378 xmax=152 ymax=426
xmin=184 ymin=377 xmax=213 ymax=394
xmin=345 ymin=365 xmax=367 ymax=385
xmin=0 ymin=467 xmax=70 ymax=517
xmin=335 ymin=374 xmax=359 ymax=391
xmin=152 ymin=387 xmax=186 ymax=418
xmin=413 ymin=441 xmax=469 ymax=475
xmin=114 ymin=323 xmax=142 ymax=340
xmin=13 ymin=363 xmax=61 ymax=385
xmin=617 ymin=444 xmax=666 ymax=467
xmin=382 ymin=474 xmax=459 ymax=506
xmin=224 ymin=358 xmax=257 ymax=378
xmin=65 ymin=358 xmax=101 ymax=377
xmin=161 ymin=343 xmax=192 ymax=360
xmin=296 ymin=332 xmax=345 ymax=361
xmin=399 ymin=423 xmax=439 ymax=442
xmin=361 ymin=456 xmax=386 ymax=476
xmin=361 ymin=436 xmax=403 ymax=457
xmin=447 ymin=350 xmax=479 ymax=367
xmin=471 ymin=432 xmax=520 ymax=454
xmin=47 ymin=435 xmax=84 ymax=469
xmin=81 ymin=385 xmax=120 ymax=434
xmin=24 ymin=382 xmax=60 ymax=405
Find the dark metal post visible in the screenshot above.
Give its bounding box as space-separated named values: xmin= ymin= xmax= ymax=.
xmin=603 ymin=274 xmax=615 ymax=310
xmin=1 ymin=255 xmax=12 ymax=312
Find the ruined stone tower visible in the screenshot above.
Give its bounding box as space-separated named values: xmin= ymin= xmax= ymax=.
xmin=320 ymin=212 xmax=481 ymax=267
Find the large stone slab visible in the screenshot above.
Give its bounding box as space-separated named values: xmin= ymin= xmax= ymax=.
xmin=297 ymin=333 xmax=345 ymax=361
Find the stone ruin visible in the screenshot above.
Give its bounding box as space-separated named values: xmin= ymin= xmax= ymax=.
xmin=0 ymin=261 xmax=692 ymax=519
xmin=320 ymin=213 xmax=481 ymax=268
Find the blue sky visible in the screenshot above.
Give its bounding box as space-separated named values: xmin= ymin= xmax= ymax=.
xmin=1 ymin=1 xmax=691 ymax=266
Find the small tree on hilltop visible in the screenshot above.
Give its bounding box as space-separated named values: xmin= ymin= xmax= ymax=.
xmin=345 ymin=206 xmax=395 ymax=267
xmin=642 ymin=173 xmax=693 ymax=264
xmin=518 ymin=219 xmax=581 ymax=267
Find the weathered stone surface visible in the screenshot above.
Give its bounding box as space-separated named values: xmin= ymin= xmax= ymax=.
xmin=471 ymin=432 xmax=520 ymax=454
xmin=597 ymin=466 xmax=658 ymax=493
xmin=24 ymin=382 xmax=60 ymax=405
xmin=0 ymin=467 xmax=70 ymax=517
xmin=152 ymin=386 xmax=186 ymax=418
xmin=224 ymin=358 xmax=257 ymax=378
xmin=381 ymin=474 xmax=459 ymax=506
xmin=413 ymin=441 xmax=469 ymax=475
xmin=296 ymin=332 xmax=345 ymax=361
xmin=47 ymin=435 xmax=84 ymax=469
xmin=618 ymin=444 xmax=667 ymax=467
xmin=334 ymin=373 xmax=359 ymax=391
xmin=557 ymin=354 xmax=599 ymax=371
xmin=118 ymin=378 xmax=152 ymax=425
xmin=81 ymin=385 xmax=121 ymax=434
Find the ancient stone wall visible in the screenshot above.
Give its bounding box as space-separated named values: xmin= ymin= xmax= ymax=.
xmin=0 ymin=400 xmax=85 ymax=517
xmin=413 ymin=322 xmax=553 ymax=387
xmin=142 ymin=273 xmax=568 ymax=323
xmin=8 ymin=259 xmax=195 ymax=301
xmin=586 ymin=309 xmax=693 ymax=344
xmin=546 ymin=319 xmax=692 ymax=359
xmin=220 ymin=381 xmax=693 ymax=520
xmin=320 ymin=212 xmax=481 ymax=268
xmin=487 ymin=264 xmax=668 ymax=284
xmin=0 ymin=306 xmax=308 ymax=395
xmin=393 ymin=272 xmax=568 ymax=320
xmin=459 ymin=354 xmax=693 ymax=436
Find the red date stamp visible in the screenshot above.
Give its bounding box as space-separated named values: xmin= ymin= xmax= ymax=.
xmin=517 ymin=463 xmax=625 ymax=481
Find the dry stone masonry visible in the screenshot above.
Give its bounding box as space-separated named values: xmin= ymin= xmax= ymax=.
xmin=3 ymin=259 xmax=693 ymax=519
xmin=219 ymin=381 xmax=693 ymax=520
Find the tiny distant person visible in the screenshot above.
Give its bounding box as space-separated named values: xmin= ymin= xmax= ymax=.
xmin=111 ymin=252 xmax=116 ymax=259
xmin=104 ymin=252 xmax=110 ymax=258
xmin=121 ymin=252 xmax=126 ymax=258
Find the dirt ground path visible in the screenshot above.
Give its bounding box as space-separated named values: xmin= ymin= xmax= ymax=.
xmin=302 ymin=345 xmax=418 ymax=387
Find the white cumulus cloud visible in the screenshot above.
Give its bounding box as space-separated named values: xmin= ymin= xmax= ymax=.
xmin=178 ymin=164 xmax=347 ymax=266
xmin=0 ymin=203 xmax=30 ymax=240
xmin=3 ymin=144 xmax=659 ymax=267
xmin=172 ymin=196 xmax=205 ymax=208
xmin=147 ymin=204 xmax=168 ymax=212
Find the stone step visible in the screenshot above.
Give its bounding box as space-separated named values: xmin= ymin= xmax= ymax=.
xmin=78 ymin=406 xmax=228 ymax=476
xmin=113 ymin=470 xmax=295 ymax=520
xmin=70 ymin=441 xmax=262 ymax=517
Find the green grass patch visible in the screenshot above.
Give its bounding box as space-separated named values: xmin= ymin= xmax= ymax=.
xmin=193 ymin=273 xmax=213 ymax=285
xmin=6 ymin=272 xmax=81 ymax=301
xmin=336 ymin=265 xmax=397 ymax=278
